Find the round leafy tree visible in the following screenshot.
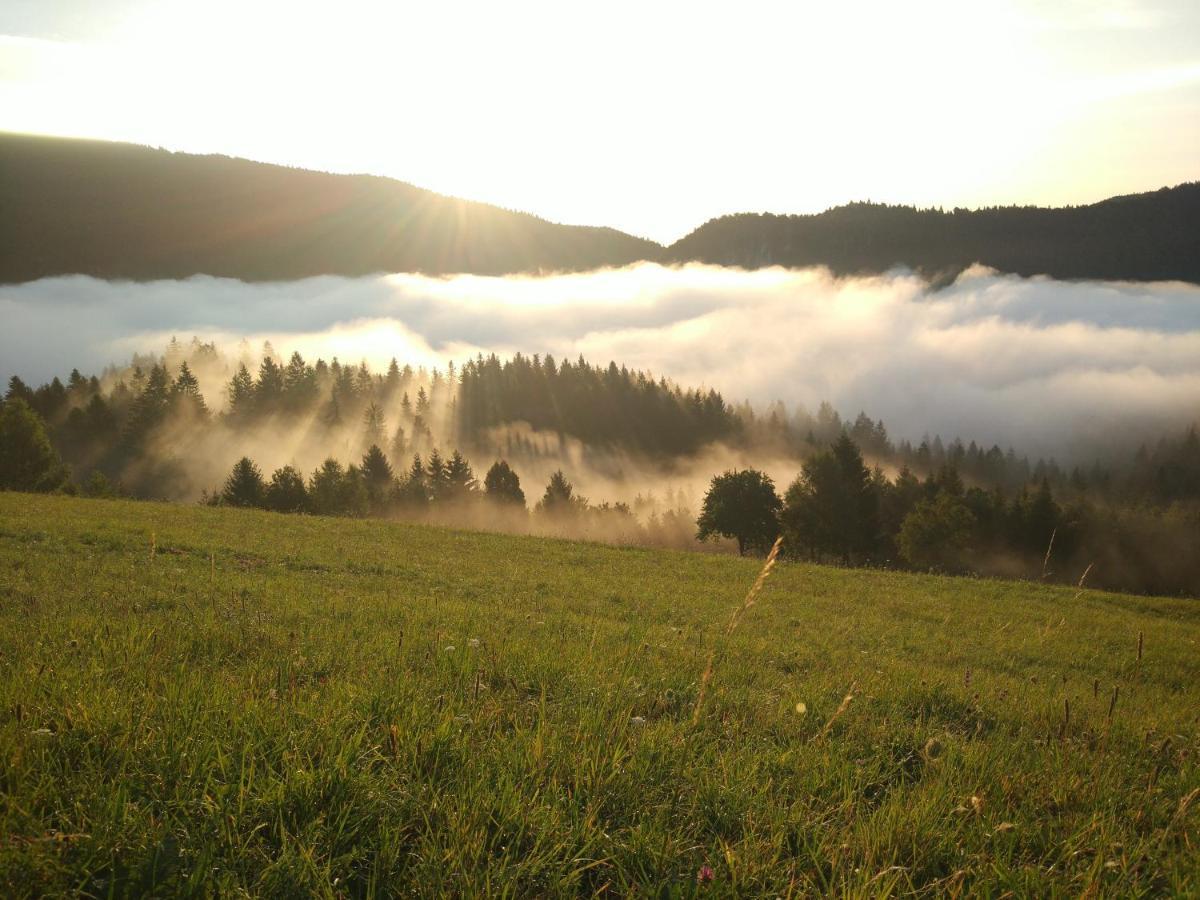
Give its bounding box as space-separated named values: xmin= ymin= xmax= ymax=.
xmin=697 ymin=468 xmax=781 ymax=555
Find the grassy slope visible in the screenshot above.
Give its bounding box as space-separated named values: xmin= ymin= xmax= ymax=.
xmin=0 ymin=493 xmax=1197 ymax=897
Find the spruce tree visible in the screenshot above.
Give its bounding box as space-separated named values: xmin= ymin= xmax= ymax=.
xmin=484 ymin=460 xmax=525 ymax=507
xmin=265 ymin=465 xmax=308 ymax=513
xmin=226 ymin=364 xmax=255 ymax=424
xmin=361 ymin=444 xmax=395 ymax=511
xmin=443 ymin=450 xmax=477 ymax=503
xmin=221 ymin=457 xmax=266 ymax=508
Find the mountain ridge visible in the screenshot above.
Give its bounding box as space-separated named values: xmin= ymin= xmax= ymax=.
xmin=2 ymin=131 xmax=1198 ymax=284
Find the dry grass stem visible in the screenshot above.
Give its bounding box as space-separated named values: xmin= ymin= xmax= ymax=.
xmin=692 ymin=536 xmax=784 ymax=726
xmin=813 ymin=681 xmax=858 ymax=742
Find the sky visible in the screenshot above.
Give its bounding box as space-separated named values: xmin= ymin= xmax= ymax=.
xmin=3 ymin=265 xmax=1199 ymax=461
xmin=1 ymin=0 xmax=1198 ymax=243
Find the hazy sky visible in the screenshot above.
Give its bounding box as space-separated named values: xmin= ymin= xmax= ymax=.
xmin=2 ymin=0 xmax=1198 ymax=242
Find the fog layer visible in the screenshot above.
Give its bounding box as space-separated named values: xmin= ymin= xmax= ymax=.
xmin=3 ymin=264 xmax=1198 ymax=460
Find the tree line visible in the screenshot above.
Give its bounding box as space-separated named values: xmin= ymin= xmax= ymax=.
xmin=665 ymin=184 xmax=1200 ymax=284
xmin=697 ymin=435 xmax=1200 ymax=597
xmin=4 ymin=341 xmax=1199 ymax=596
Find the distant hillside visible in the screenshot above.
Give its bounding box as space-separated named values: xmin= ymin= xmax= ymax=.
xmin=2 ymin=132 xmax=1198 ymax=284
xmin=664 ymin=186 xmax=1200 ymax=283
xmin=0 ymin=133 xmax=660 ymax=282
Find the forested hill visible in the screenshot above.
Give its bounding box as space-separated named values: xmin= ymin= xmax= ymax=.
xmin=2 ymin=131 xmax=1198 ymax=284
xmin=0 ymin=132 xmax=660 ymax=282
xmin=663 ymin=185 xmax=1200 ymax=283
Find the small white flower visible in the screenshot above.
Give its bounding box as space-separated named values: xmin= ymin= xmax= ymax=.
xmin=467 ymin=638 xmax=481 ymax=648
xmin=630 ymin=716 xmax=647 ymax=726
xmin=444 ymin=645 xmax=456 ymax=653
xmin=794 ymin=702 xmax=807 ymax=715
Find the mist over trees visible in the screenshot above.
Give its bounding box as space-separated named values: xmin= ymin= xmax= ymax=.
xmin=4 ymin=338 xmax=1200 ymax=596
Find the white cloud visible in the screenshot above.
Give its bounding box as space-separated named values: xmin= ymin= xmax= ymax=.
xmin=2 ymin=264 xmax=1198 ymax=460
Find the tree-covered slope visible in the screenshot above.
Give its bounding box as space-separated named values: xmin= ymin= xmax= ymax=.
xmin=0 ymin=132 xmax=660 ymax=282
xmin=664 ymin=185 xmax=1200 ymax=282
xmin=1 ymin=492 xmax=1197 ymax=895
xmin=3 ymin=131 xmax=1197 ymax=284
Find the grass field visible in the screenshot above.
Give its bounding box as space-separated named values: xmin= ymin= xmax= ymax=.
xmin=0 ymin=493 xmax=1198 ymax=896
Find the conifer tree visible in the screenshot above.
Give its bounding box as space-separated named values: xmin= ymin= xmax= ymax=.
xmin=265 ymin=465 xmax=308 ymax=513
xmin=394 ymin=454 xmax=429 ymax=510
xmin=226 ymin=364 xmax=255 ymax=424
xmin=426 ymin=448 xmax=448 ymax=499
xmin=170 ymin=362 xmax=208 ymax=419
xmin=361 ymin=444 xmax=395 ymax=511
xmin=283 ymin=351 xmax=317 ymax=412
xmin=255 ymin=356 xmax=284 ymax=414
xmin=443 ymin=450 xmax=478 ymax=503
xmin=362 ymin=403 xmax=386 ymax=451
xmin=221 ymin=457 xmax=266 ymax=508
xmin=537 ymin=470 xmax=584 ymax=517
xmin=484 ymin=460 xmax=525 ymax=507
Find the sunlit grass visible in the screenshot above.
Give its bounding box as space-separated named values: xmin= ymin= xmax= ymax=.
xmin=0 ymin=493 xmax=1197 ymax=896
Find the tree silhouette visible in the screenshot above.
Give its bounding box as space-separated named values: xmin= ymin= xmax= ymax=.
xmin=697 ymin=469 xmax=781 ymax=556
xmin=484 ymin=460 xmax=525 ymax=507
xmin=361 ymin=444 xmax=395 ymax=512
xmin=394 ymin=454 xmax=429 ymax=511
xmin=443 ymin=450 xmax=478 ymax=503
xmin=0 ymin=399 xmax=67 ymax=492
xmin=781 ymin=435 xmax=878 ymax=564
xmin=265 ymin=465 xmax=308 ymax=513
xmin=221 ymin=457 xmax=265 ymax=508
xmin=537 ymin=470 xmax=584 ymax=517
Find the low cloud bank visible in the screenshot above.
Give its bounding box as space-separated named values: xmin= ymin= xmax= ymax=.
xmin=3 ymin=264 xmax=1199 ymax=460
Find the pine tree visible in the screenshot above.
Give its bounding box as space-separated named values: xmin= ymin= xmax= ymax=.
xmin=384 ymin=358 xmax=401 ymax=398
xmin=221 ymin=457 xmax=266 ymax=508
xmin=362 ymin=403 xmax=386 ymax=451
xmin=389 ymin=424 xmax=407 ymax=466
xmin=255 ymin=356 xmax=284 ymax=415
xmin=361 ymin=444 xmax=395 ymax=511
xmin=393 ymin=454 xmax=429 ymax=510
xmin=123 ymin=364 xmax=171 ymax=449
xmin=537 ymin=470 xmax=585 ymax=517
xmin=170 ymin=362 xmax=208 ymax=419
xmin=226 ymin=364 xmax=255 ymax=424
xmin=443 ymin=450 xmax=477 ymax=503
xmin=484 ymin=460 xmax=525 ymax=507
xmin=781 ymin=435 xmax=879 ymax=564
xmin=5 ymin=375 xmax=34 ymax=405
xmin=426 ymin=449 xmax=448 ymax=500
xmin=265 ymin=465 xmax=308 ymax=513
xmin=283 ymin=351 xmax=317 ymax=412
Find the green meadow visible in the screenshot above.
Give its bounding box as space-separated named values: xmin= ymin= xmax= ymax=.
xmin=0 ymin=492 xmax=1197 ymax=897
